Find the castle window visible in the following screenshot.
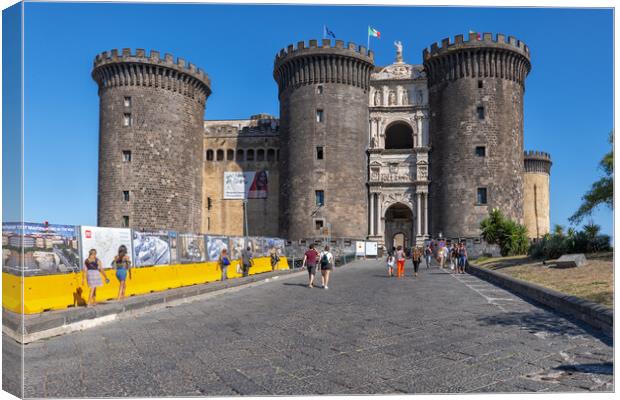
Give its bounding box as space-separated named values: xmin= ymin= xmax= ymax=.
xmin=475 ymin=146 xmax=486 ymax=157
xmin=316 ymin=146 xmax=324 ymax=160
xmin=246 ymin=149 xmax=255 ymax=161
xmin=257 ymin=149 xmax=265 ymax=161
xmin=123 ymin=96 xmax=131 ymax=107
xmin=267 ymin=149 xmax=275 ymax=162
xmin=123 ymin=113 xmax=131 ymax=127
xmin=316 ymin=109 xmax=324 ymax=123
xmin=476 ymin=188 xmax=487 ymax=205
xmin=216 ymin=149 xmax=224 ymax=161
xmin=477 ymin=106 xmax=485 ymax=120
xmin=478 ymin=80 xmax=483 ymax=89
xmin=227 ymin=149 xmax=234 ymax=161
xmin=315 ymin=190 xmax=325 ymax=206
xmin=385 ymin=122 xmax=413 ymax=150
xmin=206 ymin=150 xmax=214 ymax=161
xmin=315 ymin=219 xmax=324 ymax=230
xmin=122 ymin=215 xmax=130 ymax=227
xmin=122 ymin=150 xmax=132 ymax=162
xmin=122 ymin=191 xmax=130 ymax=201
xmin=317 ymin=85 xmax=323 ymax=94
xmin=236 ymin=149 xmax=244 ymax=161
xmin=207 ymin=197 xmax=212 ymax=210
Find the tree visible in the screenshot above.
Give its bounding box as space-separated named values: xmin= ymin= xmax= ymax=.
xmin=570 ymin=131 xmax=614 ymax=224
xmin=553 ymin=224 xmax=565 ymax=237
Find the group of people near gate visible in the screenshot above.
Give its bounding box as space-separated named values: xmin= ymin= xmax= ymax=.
xmin=385 ymin=240 xmax=468 ymax=278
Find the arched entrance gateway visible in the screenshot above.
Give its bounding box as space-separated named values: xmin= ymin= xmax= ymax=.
xmin=384 ymin=203 xmax=414 ymax=250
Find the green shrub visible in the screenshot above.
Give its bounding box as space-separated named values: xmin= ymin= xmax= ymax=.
xmin=527 ymin=223 xmax=611 ymax=259
xmin=480 ymin=209 xmax=530 ymax=256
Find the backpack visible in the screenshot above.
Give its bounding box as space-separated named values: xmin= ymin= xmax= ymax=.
xmin=320 ymin=253 xmax=330 ymax=267
xmin=221 ymin=256 xmax=230 ymax=266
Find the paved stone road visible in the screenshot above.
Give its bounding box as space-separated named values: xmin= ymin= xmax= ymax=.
xmin=10 ymin=259 xmax=614 ymax=396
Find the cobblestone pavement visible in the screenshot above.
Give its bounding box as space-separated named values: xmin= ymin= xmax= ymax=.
xmin=12 ymin=259 xmax=613 ymax=397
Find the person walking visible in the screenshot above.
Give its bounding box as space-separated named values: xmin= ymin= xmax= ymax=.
xmin=302 ymin=244 xmax=320 ymax=288
xmin=450 ymin=243 xmax=459 ymax=273
xmin=82 ymin=249 xmax=109 ymax=307
xmin=319 ymin=245 xmax=334 ymax=290
xmin=424 ymin=244 xmax=432 ymax=269
xmin=412 ymin=246 xmax=422 ymax=277
xmin=438 ymin=241 xmax=446 ymax=269
xmin=241 ymin=246 xmax=253 ymax=277
xmin=112 ymin=245 xmax=131 ymax=300
xmin=219 ymin=248 xmax=230 ymax=281
xmin=395 ymin=245 xmax=406 ymax=278
xmin=386 ymin=251 xmax=395 ymax=277
xmin=458 ymin=242 xmax=468 ymax=274
xmin=270 ymin=248 xmax=280 ymax=271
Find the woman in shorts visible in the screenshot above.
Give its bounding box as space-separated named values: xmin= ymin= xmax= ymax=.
xmin=219 ymin=248 xmax=230 ymax=281
xmin=112 ymin=245 xmax=132 ymax=300
xmin=386 ymin=251 xmax=395 ymax=277
xmin=319 ymin=246 xmax=334 ymax=290
xmin=82 ymin=249 xmax=109 ymax=307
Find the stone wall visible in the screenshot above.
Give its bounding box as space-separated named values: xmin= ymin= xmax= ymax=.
xmin=423 ymin=33 xmax=531 ymax=238
xmin=202 ymin=117 xmax=280 ymax=237
xmin=93 ymin=49 xmax=211 ymax=233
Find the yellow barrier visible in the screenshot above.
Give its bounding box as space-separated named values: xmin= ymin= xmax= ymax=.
xmin=3 ymin=256 xmax=289 ymax=314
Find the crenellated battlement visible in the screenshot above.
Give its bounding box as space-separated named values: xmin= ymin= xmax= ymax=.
xmin=423 ymin=32 xmax=530 ymax=61
xmin=274 ymin=39 xmax=374 ymax=65
xmin=94 ymin=48 xmax=210 ymax=86
xmin=422 ymin=32 xmax=531 ymax=87
xmin=524 ymin=150 xmax=552 ymax=174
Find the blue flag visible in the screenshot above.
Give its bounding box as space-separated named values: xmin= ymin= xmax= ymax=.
xmin=324 ymin=25 xmax=336 ymax=39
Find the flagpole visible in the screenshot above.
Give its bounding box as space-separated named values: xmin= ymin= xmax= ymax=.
xmin=323 ymin=25 xmax=325 ymax=40
xmin=367 ymin=26 xmax=370 ymax=50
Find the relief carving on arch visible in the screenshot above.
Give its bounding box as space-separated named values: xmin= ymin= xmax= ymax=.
xmin=382 ymin=191 xmax=415 ymax=212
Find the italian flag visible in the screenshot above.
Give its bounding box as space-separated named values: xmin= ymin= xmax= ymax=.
xmin=368 ymin=26 xmax=381 ymax=38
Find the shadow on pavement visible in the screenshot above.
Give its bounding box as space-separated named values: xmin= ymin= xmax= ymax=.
xmin=555 ymin=362 xmax=613 ymax=375
xmin=282 ymin=283 xmax=309 ymax=288
xmin=476 ymin=311 xmax=612 ymax=346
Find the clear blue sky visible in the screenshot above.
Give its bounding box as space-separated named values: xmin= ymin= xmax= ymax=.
xmin=20 ymin=3 xmax=613 ymax=237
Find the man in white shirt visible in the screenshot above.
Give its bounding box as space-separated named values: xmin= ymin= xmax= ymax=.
xmin=319 ymin=246 xmax=334 ymax=290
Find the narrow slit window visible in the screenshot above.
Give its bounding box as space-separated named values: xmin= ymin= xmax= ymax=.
xmin=315 ymin=190 xmax=325 ymax=206
xmin=475 ymin=146 xmax=486 ymax=157
xmin=206 ymin=150 xmax=214 ymax=161
xmin=477 ymin=106 xmax=485 ymax=120
xmin=122 ymin=191 xmax=130 ymax=201
xmin=122 ymin=150 xmax=132 ymax=162
xmin=316 ymin=109 xmax=324 ymax=123
xmin=477 ymin=188 xmax=487 ymax=205
xmin=478 ymin=80 xmax=483 ymax=89
xmin=123 ymin=113 xmax=131 ymax=127
xmin=317 ymin=85 xmax=323 ymax=94
xmin=315 ymin=219 xmax=324 ymax=230
xmin=122 ymin=216 xmax=130 ymax=227
xmin=124 ymin=96 xmax=131 ymax=107
xmin=316 ymin=146 xmax=324 ymax=160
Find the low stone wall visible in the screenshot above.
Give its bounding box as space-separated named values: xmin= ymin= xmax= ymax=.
xmin=466 ymin=263 xmax=613 ymax=337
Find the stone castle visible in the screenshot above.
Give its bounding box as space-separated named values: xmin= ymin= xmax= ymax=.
xmin=92 ymin=32 xmax=552 ymax=250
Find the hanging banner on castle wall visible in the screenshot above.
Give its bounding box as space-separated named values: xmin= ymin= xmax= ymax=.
xmin=80 ymin=226 xmax=132 ymax=270
xmin=205 ymin=235 xmax=229 ymax=262
xmin=229 ymin=237 xmax=245 ymax=260
xmin=178 ymin=233 xmax=206 ymax=263
xmin=2 ymin=222 xmax=81 ymax=276
xmin=132 ymin=230 xmax=172 ymax=267
xmin=223 ymin=171 xmax=268 ymax=199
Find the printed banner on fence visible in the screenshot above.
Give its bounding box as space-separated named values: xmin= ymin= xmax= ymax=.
xmin=205 ymin=236 xmax=229 ymax=262
xmin=132 ymin=230 xmax=172 ymax=267
xmin=355 ymin=241 xmax=366 ymax=256
xmin=2 ymin=222 xmax=81 ymax=275
xmin=229 ymin=237 xmax=245 ymax=260
xmin=365 ymin=241 xmax=378 ymax=256
xmin=80 ymin=226 xmax=132 ymax=270
xmin=263 ymin=237 xmax=285 ymax=256
xmin=178 ymin=233 xmax=206 ymax=263
xmin=246 ymin=237 xmax=261 ymax=255
xmin=223 ymin=171 xmax=268 ymax=199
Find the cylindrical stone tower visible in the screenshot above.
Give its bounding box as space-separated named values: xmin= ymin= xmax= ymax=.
xmin=423 ymin=32 xmax=531 ymax=238
xmin=92 ymin=48 xmax=211 ymax=232
xmin=273 ymin=39 xmax=374 ymax=240
xmin=523 ymin=150 xmax=552 ymax=240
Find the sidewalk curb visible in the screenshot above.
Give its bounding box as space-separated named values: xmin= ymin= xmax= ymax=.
xmin=3 ymin=268 xmax=307 ymax=344
xmin=466 ymin=263 xmax=613 ymax=337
